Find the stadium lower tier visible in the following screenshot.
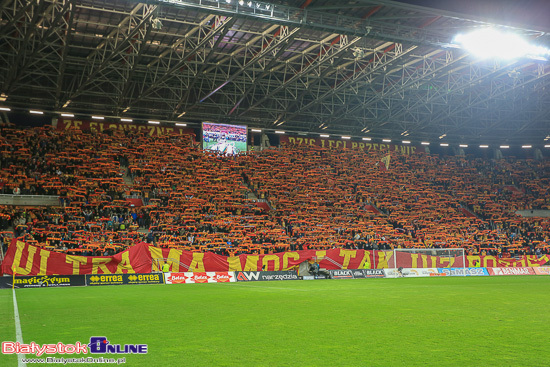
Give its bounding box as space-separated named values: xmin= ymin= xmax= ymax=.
xmin=1 ymin=240 xmax=548 ymax=276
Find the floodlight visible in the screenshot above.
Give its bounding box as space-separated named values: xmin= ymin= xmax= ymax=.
xmin=453 ymin=28 xmax=550 ymax=60
xmin=320 ymin=134 xmax=329 ymax=138
xmin=382 ymin=139 xmax=391 ymax=142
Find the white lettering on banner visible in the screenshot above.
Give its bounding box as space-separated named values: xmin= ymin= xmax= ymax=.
xmin=438 ymin=268 xmax=488 ymax=276
xmin=490 ymin=267 xmax=534 ymax=276
xmin=533 ymin=267 xmax=550 ymax=275
xmin=243 ymin=272 xmax=260 ymax=281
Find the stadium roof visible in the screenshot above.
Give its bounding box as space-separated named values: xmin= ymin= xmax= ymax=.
xmin=1 ymin=0 xmax=549 ymax=144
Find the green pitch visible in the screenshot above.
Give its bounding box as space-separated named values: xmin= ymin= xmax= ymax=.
xmin=1 ymin=276 xmax=549 ymax=366
xmin=203 ymin=140 xmax=247 ymax=154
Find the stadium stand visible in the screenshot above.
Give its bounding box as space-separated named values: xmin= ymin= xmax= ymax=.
xmin=0 ymin=125 xmax=549 ymax=259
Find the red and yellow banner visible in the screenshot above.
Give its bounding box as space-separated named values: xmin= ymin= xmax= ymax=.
xmin=1 ymin=240 xmax=152 ymax=275
xmin=279 ymin=135 xmax=419 ymax=155
xmin=2 ymin=240 xmax=549 ymax=276
xmin=55 ymin=118 xmax=195 ymax=137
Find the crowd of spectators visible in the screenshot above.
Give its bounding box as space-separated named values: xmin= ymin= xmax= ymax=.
xmin=0 ymin=124 xmax=549 ymax=259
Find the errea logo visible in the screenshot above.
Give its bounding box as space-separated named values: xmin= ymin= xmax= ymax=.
xmin=89 ymin=276 xmax=100 ymax=282
xmin=128 ymin=275 xmax=138 ymax=281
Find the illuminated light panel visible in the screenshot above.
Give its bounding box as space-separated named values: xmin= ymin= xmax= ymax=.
xmin=61 ymin=113 xmax=74 ymax=117
xmin=0 ymin=107 xmax=11 ymax=111
xmin=121 ymin=118 xmax=133 ymax=122
xmin=402 ymin=140 xmax=411 ymax=144
xmin=479 ymin=145 xmax=489 ymax=148
xmin=440 ymin=143 xmax=449 ymax=147
xmin=362 ymin=137 xmax=371 ymax=141
xmin=30 ymin=110 xmax=43 ymax=115
xmin=453 ymin=28 xmax=550 ymax=60
xmin=320 ymin=134 xmax=330 ymax=138
xmin=421 ymin=142 xmax=430 ymax=145
xmin=382 ymin=139 xmax=391 ymax=142
xmin=250 ymin=129 xmax=262 ymax=132
xmin=459 ymin=144 xmax=468 ymax=148
xmin=148 ymin=120 xmax=160 ymax=124
xmin=500 ymin=145 xmax=509 ymax=149
xmin=92 ymin=116 xmax=104 ymax=120
xmin=341 ymin=136 xmax=351 ymax=140
xmin=275 ymin=130 xmax=285 ymax=134
xmin=176 ymin=123 xmax=187 ymax=127
xmin=521 ymin=145 xmax=532 ymax=148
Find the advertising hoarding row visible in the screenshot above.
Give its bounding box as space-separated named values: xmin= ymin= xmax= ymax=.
xmin=3 ymin=267 xmax=549 ymax=288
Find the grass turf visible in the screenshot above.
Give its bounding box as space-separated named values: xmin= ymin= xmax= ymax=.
xmin=1 ymin=276 xmax=549 ymax=366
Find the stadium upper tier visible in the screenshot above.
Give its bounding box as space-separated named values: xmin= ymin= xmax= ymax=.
xmin=0 ymin=126 xmax=549 ymax=259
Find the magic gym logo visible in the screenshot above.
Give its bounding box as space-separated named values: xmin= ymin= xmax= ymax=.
xmin=2 ymin=337 xmax=147 ymax=356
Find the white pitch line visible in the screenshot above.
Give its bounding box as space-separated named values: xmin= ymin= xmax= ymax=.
xmin=12 ymin=288 xmax=26 ymax=367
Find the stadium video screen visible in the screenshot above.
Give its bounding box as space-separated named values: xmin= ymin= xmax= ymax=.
xmin=202 ymin=122 xmax=247 ymax=155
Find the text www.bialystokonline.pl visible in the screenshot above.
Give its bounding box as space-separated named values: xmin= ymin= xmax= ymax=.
xmin=22 ymin=357 xmax=126 ymax=364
